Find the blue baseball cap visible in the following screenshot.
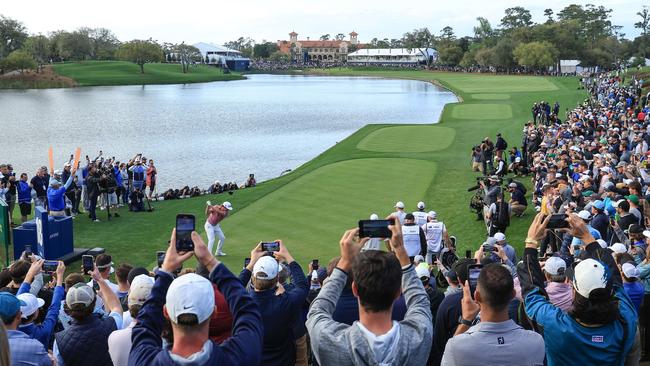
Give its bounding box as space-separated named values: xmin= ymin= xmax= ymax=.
xmin=0 ymin=292 xmax=26 ymax=323
xmin=593 ymin=200 xmax=605 ymax=211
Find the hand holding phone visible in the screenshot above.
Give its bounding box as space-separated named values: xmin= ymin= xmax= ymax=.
xmin=43 ymin=260 xmax=58 ymax=273
xmin=156 ymin=251 xmax=165 ymax=267
xmin=358 ymin=219 xmax=394 ymax=238
xmin=311 ymin=259 xmax=319 ymax=271
xmin=468 ymin=264 xmax=483 ymax=300
xmin=175 ymin=214 xmax=196 ymax=252
xmin=546 ymin=214 xmax=569 ymax=229
xmin=261 ymin=241 xmax=280 ymax=252
xmin=82 ymin=255 xmax=94 ymax=275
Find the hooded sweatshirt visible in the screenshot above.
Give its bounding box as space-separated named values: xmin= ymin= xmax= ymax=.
xmin=545 ymin=282 xmax=573 ymax=312
xmin=357 ymin=321 xmax=401 ymax=365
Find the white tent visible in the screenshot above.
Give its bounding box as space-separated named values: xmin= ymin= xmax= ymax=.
xmin=347 ymin=48 xmax=436 ymax=64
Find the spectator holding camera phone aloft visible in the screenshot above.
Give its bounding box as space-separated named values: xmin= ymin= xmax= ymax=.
xmin=129 ymin=228 xmax=263 ymax=366
xmin=517 ymin=213 xmax=638 ymax=366
xmin=238 ymin=241 xmax=309 ymax=366
xmin=307 ymin=220 xmax=433 ymax=366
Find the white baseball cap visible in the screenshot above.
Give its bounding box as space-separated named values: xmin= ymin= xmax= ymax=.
xmin=577 ymin=210 xmax=592 ymax=220
xmin=596 ymin=239 xmax=608 ymax=249
xmin=253 ymin=256 xmax=279 ymax=280
xmin=428 ymin=211 xmax=437 ymax=219
xmin=494 ymin=232 xmax=506 ymax=242
xmin=414 ymin=255 xmax=425 ymax=264
xmin=544 ymin=256 xmax=566 ymax=276
xmin=395 ymin=201 xmax=405 ymax=209
xmin=222 ymin=201 xmax=233 ymax=211
xmin=515 ymin=157 xmax=521 ymax=162
xmin=573 ymin=258 xmax=608 ymax=298
xmin=17 ymin=293 xmax=45 ymax=319
xmin=610 ymin=243 xmax=627 ymax=254
xmin=622 ymin=262 xmax=640 ymax=279
xmin=643 ymin=230 xmax=650 ymax=239
xmin=417 ymin=201 xmax=425 ymax=209
xmin=128 ymin=274 xmax=154 ymax=307
xmin=415 ymin=264 xmax=430 ymax=279
xmin=165 ymin=273 xmax=215 ymax=324
xmin=66 ymin=283 xmax=96 ymax=308
xmin=370 ymin=213 xmax=379 ymax=220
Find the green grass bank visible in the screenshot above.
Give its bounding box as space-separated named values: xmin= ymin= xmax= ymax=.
xmin=52 ymin=61 xmax=244 ymax=86
xmin=7 ymin=69 xmax=588 ymax=272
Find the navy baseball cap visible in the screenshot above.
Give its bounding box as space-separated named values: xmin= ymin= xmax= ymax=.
xmin=0 ymin=292 xmax=26 ymax=323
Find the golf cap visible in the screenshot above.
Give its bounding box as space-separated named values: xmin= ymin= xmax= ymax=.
xmin=222 ymin=201 xmax=233 ymax=211
xmin=494 ymin=232 xmax=506 ymax=242
xmin=128 ymin=274 xmax=155 ymax=307
xmin=596 ymin=239 xmax=608 ymax=249
xmin=577 ymin=210 xmax=591 ymax=220
xmin=508 ymin=182 xmax=517 ymax=188
xmin=629 ymin=224 xmax=643 ymax=235
xmin=417 ymin=201 xmax=425 ymax=209
xmin=66 ymin=283 xmax=96 ymax=308
xmin=643 ymin=230 xmax=650 ymax=239
xmin=17 ymin=293 xmax=45 ymax=319
xmin=617 ymin=161 xmax=627 ymax=168
xmin=622 ymin=262 xmax=640 ymax=279
xmin=369 ymin=213 xmax=379 ymax=220
xmin=165 ymin=273 xmax=215 ymax=324
xmin=592 ymin=200 xmax=605 ymax=210
xmin=414 ymin=255 xmax=425 ymax=264
xmin=515 ymin=157 xmax=521 ymax=163
xmin=544 ymin=256 xmax=566 ymax=276
xmin=610 ymin=243 xmax=628 ymax=254
xmin=415 ymin=263 xmax=430 ymax=279
xmin=573 ymin=258 xmax=608 ymax=298
xmin=253 ymin=256 xmax=279 ymax=280
xmin=428 ymin=211 xmax=437 ymax=219
xmin=626 ymin=194 xmax=640 ymax=205
xmin=0 ymin=292 xmax=25 ymax=323
xmin=489 ymin=175 xmax=499 ymax=181
xmin=395 ymin=201 xmax=405 ymax=209
xmin=49 ymin=179 xmax=61 ymax=187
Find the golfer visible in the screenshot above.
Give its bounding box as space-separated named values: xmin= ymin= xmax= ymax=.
xmin=204 ymin=200 xmax=233 ymax=256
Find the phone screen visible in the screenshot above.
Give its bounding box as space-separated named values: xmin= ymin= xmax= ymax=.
xmin=468 ymin=265 xmax=483 ymax=300
xmin=175 ymin=214 xmax=196 ymax=252
xmin=156 ymin=251 xmax=165 ymax=267
xmin=358 ymin=219 xmax=394 ymax=238
xmin=261 ymin=241 xmax=280 ymax=252
xmin=43 ymin=260 xmax=58 ymax=273
xmin=465 ymin=250 xmax=472 ymax=259
xmin=24 ymin=244 xmax=32 ymax=256
xmin=82 ymin=255 xmax=94 ymax=274
xmin=244 ymin=257 xmax=251 ymax=268
xmin=312 ymin=259 xmax=319 ymax=270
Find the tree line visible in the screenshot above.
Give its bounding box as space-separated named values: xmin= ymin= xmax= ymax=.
xmin=1 ymin=4 xmax=649 ymax=74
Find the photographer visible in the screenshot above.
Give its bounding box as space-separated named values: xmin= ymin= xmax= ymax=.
xmin=470 ymin=146 xmax=484 ymax=174
xmin=507 ymin=182 xmax=527 ymax=217
xmin=486 ymin=193 xmax=510 ymax=236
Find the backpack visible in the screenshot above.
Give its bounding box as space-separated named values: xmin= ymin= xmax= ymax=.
xmin=496 ymin=197 xmax=510 ymax=228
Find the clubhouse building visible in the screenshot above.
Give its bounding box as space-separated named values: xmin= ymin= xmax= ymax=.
xmin=347 ymin=48 xmax=437 ymax=65
xmin=277 ymin=31 xmax=362 ymax=63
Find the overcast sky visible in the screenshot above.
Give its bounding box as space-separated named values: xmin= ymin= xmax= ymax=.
xmin=2 ymin=0 xmax=647 ymax=45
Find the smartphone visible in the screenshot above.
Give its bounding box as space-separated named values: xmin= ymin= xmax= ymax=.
xmin=175 ymin=214 xmax=196 ymax=252
xmin=24 ymin=244 xmax=32 ymax=257
xmin=358 ymin=219 xmax=394 ymax=238
xmin=468 ymin=264 xmax=483 ymax=300
xmin=156 ymin=251 xmax=165 ymax=267
xmin=546 ymin=214 xmax=569 ymax=229
xmin=482 ymin=244 xmax=495 ymax=252
xmin=312 ymin=259 xmax=319 ymax=271
xmin=92 ymin=280 xmax=99 ymax=291
xmin=244 ymin=257 xmax=251 ymax=268
xmin=43 ymin=260 xmax=58 ymax=273
xmin=261 ymin=241 xmax=280 ymax=252
xmin=465 ymin=250 xmax=472 ymax=259
xmin=82 ymin=255 xmax=94 ymax=275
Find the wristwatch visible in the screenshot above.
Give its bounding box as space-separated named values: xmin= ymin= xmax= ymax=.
xmin=458 ymin=315 xmax=474 ymax=327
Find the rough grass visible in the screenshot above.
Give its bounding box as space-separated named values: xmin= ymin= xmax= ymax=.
xmin=52 ymin=61 xmax=245 ymax=86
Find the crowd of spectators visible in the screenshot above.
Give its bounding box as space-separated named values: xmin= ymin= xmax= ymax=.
xmin=0 ymin=153 xmax=258 ymax=223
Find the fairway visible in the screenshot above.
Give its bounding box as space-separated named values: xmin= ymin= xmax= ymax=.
xmin=451 ymin=104 xmax=513 ymax=120
xmin=471 ymin=94 xmax=511 ymax=100
xmin=440 ymin=74 xmax=559 ymax=93
xmin=220 ymin=158 xmax=437 ymax=264
xmin=53 ymin=61 xmax=244 ymax=86
xmin=357 ymin=126 xmax=455 ymax=152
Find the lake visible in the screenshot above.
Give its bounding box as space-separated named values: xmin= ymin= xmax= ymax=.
xmin=0 ymin=74 xmax=457 ymax=191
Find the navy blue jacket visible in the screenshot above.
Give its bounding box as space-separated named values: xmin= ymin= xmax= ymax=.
xmin=239 ymin=261 xmax=309 ymax=366
xmin=332 ymin=287 xmax=407 ymax=325
xmin=129 ymin=264 xmax=264 ymax=366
